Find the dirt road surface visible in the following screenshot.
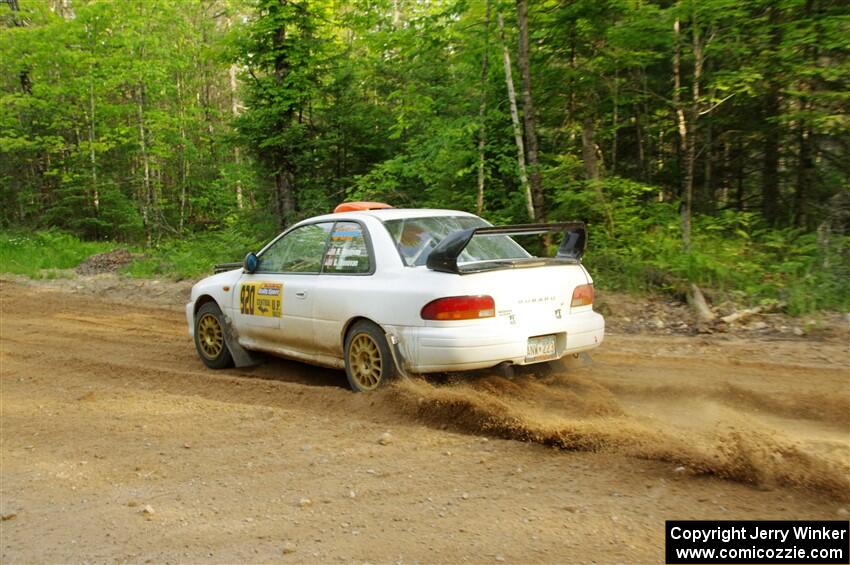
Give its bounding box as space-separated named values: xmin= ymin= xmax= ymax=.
xmin=1 ymin=279 xmax=848 ymax=563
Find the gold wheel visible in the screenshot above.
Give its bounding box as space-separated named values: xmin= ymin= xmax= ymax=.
xmin=347 ymin=333 xmax=383 ymax=390
xmin=197 ymin=312 xmax=224 ymax=360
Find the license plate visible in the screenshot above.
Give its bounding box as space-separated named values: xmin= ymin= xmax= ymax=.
xmin=525 ymin=334 xmax=557 ymax=363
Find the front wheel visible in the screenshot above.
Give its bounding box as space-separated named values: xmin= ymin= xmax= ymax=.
xmin=194 ymin=302 xmax=234 ymax=369
xmin=344 ymin=320 xmax=396 ymax=392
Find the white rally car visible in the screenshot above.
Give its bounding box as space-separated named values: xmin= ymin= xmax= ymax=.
xmin=187 ymin=203 xmax=604 ymax=392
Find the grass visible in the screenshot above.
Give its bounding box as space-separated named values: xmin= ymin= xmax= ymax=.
xmin=0 ymin=228 xmax=265 ymax=281
xmin=121 ymin=229 xmax=264 ymax=280
xmin=0 ymin=231 xmax=118 ymax=278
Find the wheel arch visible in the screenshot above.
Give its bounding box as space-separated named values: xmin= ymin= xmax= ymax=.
xmin=193 ymin=294 xmax=218 ymax=317
xmin=340 ymin=316 xmax=382 ymax=348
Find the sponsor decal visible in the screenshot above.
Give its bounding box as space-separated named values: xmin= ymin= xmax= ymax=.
xmin=240 ymin=282 xmax=283 ymax=318
xmin=331 ymin=228 xmax=362 ymax=241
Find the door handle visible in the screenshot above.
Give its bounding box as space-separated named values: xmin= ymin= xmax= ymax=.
xmin=295 ymin=291 xmax=307 ymax=299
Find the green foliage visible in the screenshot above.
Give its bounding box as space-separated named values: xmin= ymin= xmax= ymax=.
xmin=553 ymin=178 xmax=850 ymax=314
xmin=0 ymin=0 xmax=252 ymax=240
xmin=1 ymin=0 xmax=848 ymax=314
xmin=0 ymin=230 xmax=116 ymax=277
xmin=121 ymin=226 xmax=269 ymax=280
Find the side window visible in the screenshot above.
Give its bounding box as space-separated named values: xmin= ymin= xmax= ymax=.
xmin=258 ymin=223 xmax=332 ymax=273
xmin=322 ymin=221 xmax=372 ymax=274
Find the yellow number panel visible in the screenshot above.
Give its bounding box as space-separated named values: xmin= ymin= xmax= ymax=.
xmin=239 ymin=282 xmax=283 ymax=317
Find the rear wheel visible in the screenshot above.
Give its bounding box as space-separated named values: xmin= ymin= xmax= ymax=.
xmin=194 ymin=302 xmax=234 ymax=369
xmin=344 ymin=320 xmax=396 ymax=392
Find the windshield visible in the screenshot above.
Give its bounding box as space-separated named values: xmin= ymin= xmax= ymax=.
xmin=384 ymin=216 xmax=532 ymax=267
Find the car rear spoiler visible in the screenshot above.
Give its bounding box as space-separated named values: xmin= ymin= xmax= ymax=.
xmin=426 ymin=222 xmax=587 ymax=274
xmin=213 ymin=262 xmax=243 ymax=274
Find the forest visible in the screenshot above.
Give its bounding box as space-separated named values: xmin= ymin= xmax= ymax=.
xmin=1 ymin=0 xmax=848 ymax=313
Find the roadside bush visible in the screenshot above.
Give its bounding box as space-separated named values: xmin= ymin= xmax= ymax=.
xmin=553 ymin=178 xmax=850 ymax=314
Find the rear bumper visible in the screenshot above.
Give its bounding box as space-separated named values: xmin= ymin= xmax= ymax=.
xmin=390 ymin=310 xmax=604 ymax=373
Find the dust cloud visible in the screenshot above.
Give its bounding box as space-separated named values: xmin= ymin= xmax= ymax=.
xmin=386 ymin=368 xmax=850 ymax=501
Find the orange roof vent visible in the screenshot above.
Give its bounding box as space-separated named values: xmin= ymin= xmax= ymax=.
xmin=333 ymin=201 xmax=393 ymax=213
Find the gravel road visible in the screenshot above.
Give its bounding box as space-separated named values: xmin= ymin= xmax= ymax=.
xmin=1 ymin=279 xmax=847 ymax=563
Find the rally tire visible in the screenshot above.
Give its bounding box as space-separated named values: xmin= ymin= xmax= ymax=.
xmin=344 ymin=320 xmax=396 ymax=392
xmin=194 ymin=302 xmax=234 ymax=369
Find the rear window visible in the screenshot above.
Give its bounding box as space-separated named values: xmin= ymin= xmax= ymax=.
xmin=384 ymin=216 xmax=531 ymax=267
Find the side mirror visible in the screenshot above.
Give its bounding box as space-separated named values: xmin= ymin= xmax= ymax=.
xmin=243 ymin=252 xmax=259 ymax=274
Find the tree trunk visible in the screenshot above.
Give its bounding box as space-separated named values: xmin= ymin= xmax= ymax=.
xmin=392 ymin=0 xmax=401 ymax=27
xmin=498 ymin=14 xmax=534 ymax=221
xmin=761 ymin=86 xmax=781 ymax=224
xmin=229 ymin=63 xmax=244 ymax=210
xmin=226 ymin=3 xmax=245 ymax=207
xmin=634 ymin=69 xmax=647 ymax=180
xmin=89 ymin=86 xmax=100 ymax=216
xmin=515 ymin=0 xmax=544 ymax=222
xmin=273 ymin=3 xmax=296 ymax=227
xmin=634 ymin=106 xmax=645 ymax=180
xmin=794 ymin=0 xmax=817 ymax=228
xmin=688 ymin=283 xmax=717 ymax=325
xmin=51 ymin=0 xmax=75 ymax=19
xmin=87 ymin=62 xmax=99 ymax=217
xmin=673 ymin=12 xmax=701 ymax=251
xmin=703 ymin=119 xmax=712 ymax=205
xmin=581 ymin=119 xmax=600 ymax=182
xmin=136 ymin=84 xmax=153 ymax=247
xmin=719 ymin=138 xmax=731 ymax=207
xmin=672 ymin=17 xmax=690 ymax=248
xmin=736 ymin=141 xmax=745 ymax=211
xmin=177 ymin=75 xmax=188 ymax=232
xmin=611 ymin=69 xmax=618 ymax=174
xmin=276 ymin=169 xmax=296 ymax=228
xmin=8 ymin=0 xmax=32 ymax=94
xmin=795 ymin=116 xmax=813 ymax=228
xmin=687 ymin=14 xmax=703 ymax=242
xmin=581 ymin=119 xmax=614 ymax=233
xmin=476 ymin=1 xmax=491 ymax=215
xmin=761 ymin=4 xmax=782 ymax=225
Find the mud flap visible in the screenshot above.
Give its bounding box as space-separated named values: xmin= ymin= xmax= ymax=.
xmin=222 ymin=314 xmax=262 ymax=368
xmin=385 ymin=332 xmax=412 ymax=379
xmin=497 ymin=362 xmax=516 ymax=379
xmin=574 ymin=351 xmax=594 ymax=366
xmin=550 ymin=352 xmax=593 ymax=372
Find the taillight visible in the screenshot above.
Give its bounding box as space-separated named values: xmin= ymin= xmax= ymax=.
xmin=571 ymin=284 xmax=594 ymax=309
xmin=421 ymin=295 xmax=496 ymax=320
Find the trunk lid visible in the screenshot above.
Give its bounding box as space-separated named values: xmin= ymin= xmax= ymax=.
xmin=463 ymin=263 xmax=590 ymax=331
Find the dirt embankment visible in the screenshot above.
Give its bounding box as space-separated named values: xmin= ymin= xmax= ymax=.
xmin=1 ymin=279 xmax=848 ymax=563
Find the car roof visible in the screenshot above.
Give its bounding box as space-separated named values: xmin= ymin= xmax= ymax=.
xmin=305 ymin=208 xmax=479 ymax=223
